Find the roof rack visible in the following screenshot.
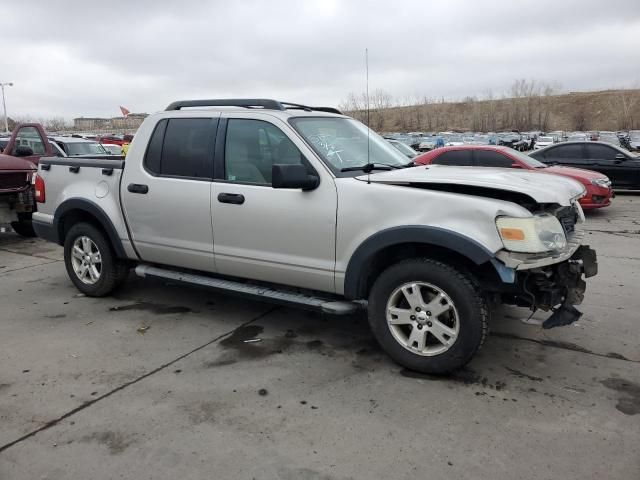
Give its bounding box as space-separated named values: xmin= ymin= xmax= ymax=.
xmin=165 ymin=98 xmax=341 ymax=115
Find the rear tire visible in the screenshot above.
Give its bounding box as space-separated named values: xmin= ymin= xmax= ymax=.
xmin=368 ymin=258 xmax=488 ymax=375
xmin=64 ymin=222 xmax=129 ymax=297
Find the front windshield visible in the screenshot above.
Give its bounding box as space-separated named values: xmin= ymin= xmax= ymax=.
xmin=66 ymin=141 xmax=108 ymax=156
xmin=509 ymin=149 xmax=547 ymax=168
xmin=289 ymin=117 xmax=409 ymax=173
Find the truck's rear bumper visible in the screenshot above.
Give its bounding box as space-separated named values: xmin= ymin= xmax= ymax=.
xmin=32 ymin=215 xmax=59 ymax=244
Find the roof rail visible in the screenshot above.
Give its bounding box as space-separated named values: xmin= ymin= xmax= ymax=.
xmin=165 ymin=98 xmax=342 ymax=115
xmin=165 ymin=99 xmax=285 ymax=111
xmin=280 ymin=102 xmax=342 ymax=115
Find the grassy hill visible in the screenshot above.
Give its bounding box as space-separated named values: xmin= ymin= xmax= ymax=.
xmin=345 ymin=89 xmax=640 ymax=133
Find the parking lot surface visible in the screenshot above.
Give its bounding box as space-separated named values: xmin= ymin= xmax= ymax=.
xmin=1 ymin=196 xmax=639 ymax=480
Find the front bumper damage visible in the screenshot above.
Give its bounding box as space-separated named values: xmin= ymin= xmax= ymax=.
xmin=497 ymin=245 xmax=598 ymax=329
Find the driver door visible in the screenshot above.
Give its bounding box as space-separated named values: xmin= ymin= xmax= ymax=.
xmin=211 ymin=115 xmax=337 ymax=292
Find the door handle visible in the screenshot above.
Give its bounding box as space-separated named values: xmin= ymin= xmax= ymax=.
xmin=127 ymin=183 xmax=149 ymax=194
xmin=217 ymin=192 xmax=245 ymax=205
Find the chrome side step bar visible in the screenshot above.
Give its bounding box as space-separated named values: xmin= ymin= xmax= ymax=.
xmin=134 ymin=265 xmax=361 ymax=315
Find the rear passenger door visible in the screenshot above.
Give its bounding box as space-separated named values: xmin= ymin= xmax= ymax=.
xmin=121 ymin=115 xmax=219 ymax=272
xmin=431 ymin=150 xmax=474 ymax=166
xmin=210 ymin=115 xmax=337 ymax=292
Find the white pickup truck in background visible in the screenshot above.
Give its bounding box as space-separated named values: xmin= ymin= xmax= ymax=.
xmin=31 ymin=99 xmax=597 ymax=374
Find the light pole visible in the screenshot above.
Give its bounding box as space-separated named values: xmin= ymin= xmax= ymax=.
xmin=1 ymin=82 xmax=14 ymax=133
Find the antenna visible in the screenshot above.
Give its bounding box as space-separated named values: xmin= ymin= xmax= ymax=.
xmin=366 ymin=48 xmax=371 ymax=184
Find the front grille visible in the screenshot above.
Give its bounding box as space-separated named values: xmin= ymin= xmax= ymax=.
xmin=556 ymin=205 xmax=577 ymax=235
xmin=0 ymin=173 xmax=29 ymax=190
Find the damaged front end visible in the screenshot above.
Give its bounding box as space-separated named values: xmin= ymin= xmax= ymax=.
xmin=493 ymin=204 xmax=598 ymax=329
xmin=514 ymin=245 xmax=598 ymax=328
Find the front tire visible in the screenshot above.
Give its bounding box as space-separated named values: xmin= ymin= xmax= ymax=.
xmin=64 ymin=222 xmax=129 ymax=297
xmin=368 ymin=258 xmax=488 ymax=375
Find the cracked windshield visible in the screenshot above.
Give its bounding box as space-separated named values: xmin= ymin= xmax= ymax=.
xmin=291 ymin=117 xmax=409 ymax=171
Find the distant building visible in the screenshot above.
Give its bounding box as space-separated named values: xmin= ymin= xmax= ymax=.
xmin=73 ymin=113 xmax=148 ymax=131
xmin=73 ymin=117 xmax=110 ymax=130
xmin=109 ymin=113 xmax=148 ymax=129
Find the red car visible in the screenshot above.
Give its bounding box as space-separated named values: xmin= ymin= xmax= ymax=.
xmin=414 ymin=146 xmax=613 ymax=210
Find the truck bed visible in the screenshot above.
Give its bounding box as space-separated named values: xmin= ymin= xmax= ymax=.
xmin=34 ymin=155 xmax=136 ymax=258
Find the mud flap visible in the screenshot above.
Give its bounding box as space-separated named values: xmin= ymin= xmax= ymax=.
xmin=543 ymin=303 xmax=583 ymax=329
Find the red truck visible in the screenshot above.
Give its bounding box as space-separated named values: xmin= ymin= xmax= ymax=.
xmin=0 ymin=123 xmax=52 ymax=236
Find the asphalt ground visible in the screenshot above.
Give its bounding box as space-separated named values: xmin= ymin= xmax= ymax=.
xmin=0 ymin=195 xmax=638 ymax=479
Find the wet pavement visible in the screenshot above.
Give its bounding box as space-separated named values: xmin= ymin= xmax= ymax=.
xmin=0 ymin=195 xmax=639 ymax=479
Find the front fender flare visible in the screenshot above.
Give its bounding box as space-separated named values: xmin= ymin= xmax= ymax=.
xmin=343 ymin=225 xmax=496 ymax=299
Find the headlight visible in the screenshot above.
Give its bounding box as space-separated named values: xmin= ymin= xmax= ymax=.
xmin=591 ymin=177 xmax=611 ymax=187
xmin=496 ymin=215 xmax=567 ymax=253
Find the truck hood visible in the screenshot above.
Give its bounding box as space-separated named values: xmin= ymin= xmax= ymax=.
xmin=357 ymin=165 xmax=585 ymax=206
xmin=0 ymin=153 xmax=36 ymax=171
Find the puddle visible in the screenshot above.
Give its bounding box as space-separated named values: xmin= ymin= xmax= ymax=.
xmin=601 ymin=378 xmax=640 ymax=415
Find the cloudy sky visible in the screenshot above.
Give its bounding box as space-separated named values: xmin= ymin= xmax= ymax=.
xmin=2 ymin=0 xmax=639 ymax=120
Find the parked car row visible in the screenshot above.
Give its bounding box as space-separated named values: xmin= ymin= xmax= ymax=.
xmin=385 ymin=129 xmax=640 ymax=155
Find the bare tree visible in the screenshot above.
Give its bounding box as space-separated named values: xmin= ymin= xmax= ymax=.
xmin=571 ymin=99 xmax=590 ymax=130
xmin=369 ymin=89 xmax=393 ymax=131
xmin=45 ymin=117 xmax=70 ymax=132
xmin=614 ymin=88 xmax=639 ymax=130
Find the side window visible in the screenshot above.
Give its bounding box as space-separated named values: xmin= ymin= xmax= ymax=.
xmin=553 ymin=145 xmax=584 ymax=159
xmin=431 ymin=150 xmax=473 ymax=166
xmin=224 ymin=119 xmax=305 ymax=185
xmin=474 ymin=150 xmax=513 ymax=168
xmin=144 ymin=118 xmax=215 ymax=179
xmin=13 ymin=126 xmax=45 ymax=155
xmin=586 ymin=144 xmax=617 ymax=160
xmin=144 ymin=120 xmax=167 ymax=174
xmin=50 ymin=142 xmax=64 ymax=157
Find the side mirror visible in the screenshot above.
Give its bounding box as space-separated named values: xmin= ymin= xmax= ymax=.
xmin=15 ymin=145 xmax=34 ymax=157
xmin=272 ymin=164 xmax=319 ymax=191
xmin=511 ymin=162 xmax=522 ymax=168
xmin=615 ymin=153 xmax=626 ymax=161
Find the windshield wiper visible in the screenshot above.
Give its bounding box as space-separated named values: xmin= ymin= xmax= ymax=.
xmin=340 ymin=162 xmax=412 ymax=173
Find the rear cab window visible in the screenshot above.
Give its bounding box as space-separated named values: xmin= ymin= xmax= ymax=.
xmin=144 ymin=118 xmax=217 ymax=179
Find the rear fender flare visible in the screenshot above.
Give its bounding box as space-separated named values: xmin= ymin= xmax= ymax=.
xmin=54 ymin=198 xmax=126 ymax=258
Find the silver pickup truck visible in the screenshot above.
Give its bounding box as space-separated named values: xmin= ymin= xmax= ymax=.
xmin=32 ymin=99 xmax=597 ymax=374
